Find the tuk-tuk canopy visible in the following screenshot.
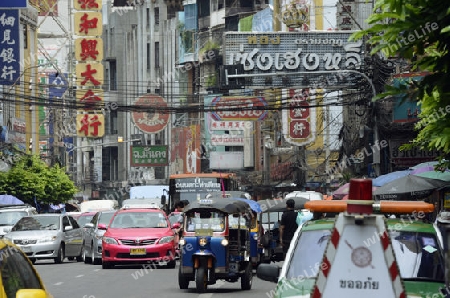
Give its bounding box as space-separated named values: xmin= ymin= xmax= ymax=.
xmin=183 ymin=197 xmax=251 ymax=214
xmin=258 ymin=196 xmax=313 ymax=212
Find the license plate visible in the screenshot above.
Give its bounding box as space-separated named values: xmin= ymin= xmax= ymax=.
xmin=130 ymin=248 xmax=146 ymax=255
xmin=20 ymin=246 xmax=31 ymax=253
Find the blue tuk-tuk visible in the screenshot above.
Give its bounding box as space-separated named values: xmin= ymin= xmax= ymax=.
xmin=178 ymin=197 xmax=253 ymax=293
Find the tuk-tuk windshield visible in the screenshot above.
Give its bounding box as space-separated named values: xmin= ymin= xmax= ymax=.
xmin=185 ymin=211 xmax=225 ymax=232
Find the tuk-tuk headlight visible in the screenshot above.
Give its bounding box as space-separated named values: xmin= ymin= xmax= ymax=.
xmin=221 ymin=239 xmax=228 ymax=246
xmin=179 ymin=238 xmax=186 ymax=246
xmin=199 ymin=237 xmax=208 ymax=247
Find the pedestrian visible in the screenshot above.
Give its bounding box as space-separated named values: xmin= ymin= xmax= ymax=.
xmin=279 ymin=198 xmax=298 ymax=258
xmin=173 ymin=201 xmax=185 ymax=212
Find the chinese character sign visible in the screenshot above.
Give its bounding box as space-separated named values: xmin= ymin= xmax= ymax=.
xmin=75 ymin=62 xmax=104 ymax=86
xmin=74 ymin=12 xmax=102 ymax=36
xmin=0 ymin=10 xmax=20 ymax=86
xmin=75 ymin=38 xmax=103 ymax=61
xmin=76 ymin=89 xmax=103 ymax=109
xmin=74 ymin=0 xmax=103 ymax=11
xmin=76 ymin=114 xmax=105 ymax=137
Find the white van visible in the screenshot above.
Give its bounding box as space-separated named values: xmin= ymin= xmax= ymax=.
xmin=121 ymin=198 xmax=161 ymax=209
xmin=284 ymin=191 xmax=323 ymax=201
xmin=79 ymin=200 xmax=118 ymax=213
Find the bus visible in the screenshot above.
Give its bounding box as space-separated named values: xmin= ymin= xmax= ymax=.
xmin=167 ymin=173 xmax=240 ymax=210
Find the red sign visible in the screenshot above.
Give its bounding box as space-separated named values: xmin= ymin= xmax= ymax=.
xmin=132 ymin=94 xmax=170 ymax=133
xmin=289 ymin=120 xmax=310 ymax=139
xmin=211 ymin=96 xmax=268 ymax=121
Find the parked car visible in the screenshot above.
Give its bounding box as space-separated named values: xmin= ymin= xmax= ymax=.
xmin=82 ymin=210 xmax=116 ymax=265
xmin=101 ymin=208 xmax=177 ymax=269
xmin=4 ymin=214 xmax=83 ymax=264
xmin=0 ymin=204 xmax=37 ymax=238
xmin=0 ymin=239 xmax=53 ymax=297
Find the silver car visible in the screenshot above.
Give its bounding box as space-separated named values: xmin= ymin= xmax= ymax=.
xmin=82 ymin=210 xmax=116 ymax=265
xmin=4 ymin=214 xmax=83 ymax=264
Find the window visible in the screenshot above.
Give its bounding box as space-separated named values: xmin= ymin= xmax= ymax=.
xmin=212 ymin=0 xmax=224 ymax=11
xmin=62 ymin=216 xmax=71 ymax=229
xmin=69 ymin=216 xmax=79 ymax=229
xmin=109 ymin=60 xmax=117 ymax=91
xmin=198 ymin=0 xmax=210 ymax=18
xmin=147 ymin=43 xmax=150 ymax=70
xmin=1 ymin=247 xmax=43 ymax=298
xmin=155 ymin=42 xmax=159 ymax=69
xmin=155 ymin=7 xmax=159 ymax=25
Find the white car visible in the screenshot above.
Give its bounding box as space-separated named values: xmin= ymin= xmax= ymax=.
xmin=0 ymin=204 xmax=37 ymax=238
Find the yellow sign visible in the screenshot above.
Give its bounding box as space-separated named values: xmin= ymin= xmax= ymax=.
xmin=75 ymin=37 xmax=104 ymax=61
xmin=75 ymin=62 xmax=104 ymax=87
xmin=74 ymin=12 xmax=103 ymax=36
xmin=76 ymin=89 xmax=104 ymax=108
xmin=73 ymin=0 xmax=102 ymax=11
xmin=76 ymin=113 xmax=105 ymax=138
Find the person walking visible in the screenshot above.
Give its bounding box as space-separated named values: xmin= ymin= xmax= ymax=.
xmin=279 ymin=198 xmax=298 ymax=258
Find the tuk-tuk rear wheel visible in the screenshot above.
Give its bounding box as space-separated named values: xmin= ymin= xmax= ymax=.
xmin=195 ymin=267 xmax=207 ymax=293
xmin=178 ymin=265 xmax=189 ymax=289
xmin=241 ymin=262 xmax=252 ymax=290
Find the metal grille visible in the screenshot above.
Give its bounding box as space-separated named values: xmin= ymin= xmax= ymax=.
xmin=119 ymin=239 xmax=157 ymax=246
xmin=223 ymin=32 xmax=365 ymax=89
xmin=14 ymin=239 xmax=37 ymax=245
xmin=116 ymin=252 xmax=160 ymax=259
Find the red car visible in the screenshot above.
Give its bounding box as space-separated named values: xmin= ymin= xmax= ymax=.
xmin=101 ymin=208 xmax=176 ymax=269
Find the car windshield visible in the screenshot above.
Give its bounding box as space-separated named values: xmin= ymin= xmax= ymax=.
xmin=109 ymin=212 xmax=168 ymax=228
xmin=185 ymin=211 xmax=225 ymax=232
xmin=99 ymin=212 xmax=115 ymax=226
xmin=0 ymin=211 xmax=27 ymax=226
xmin=77 ymin=214 xmax=94 ymax=227
xmin=12 ymin=216 xmax=60 ymax=231
xmin=285 ymin=229 xmax=445 ymax=282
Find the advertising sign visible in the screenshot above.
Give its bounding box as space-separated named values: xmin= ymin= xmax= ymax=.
xmin=211 ymin=96 xmax=268 ymax=121
xmin=76 ymin=114 xmax=105 ymax=137
xmin=0 ymin=0 xmax=27 ymax=9
xmin=224 ymin=32 xmax=362 ymax=88
xmin=389 ymin=139 xmax=441 ymax=168
xmin=48 ymin=73 xmax=68 ymax=98
xmin=0 ymin=10 xmax=20 ymax=86
xmin=130 ymin=145 xmax=168 ymax=167
xmin=132 ymin=94 xmax=170 ymax=134
xmin=392 ymin=73 xmax=426 ymax=123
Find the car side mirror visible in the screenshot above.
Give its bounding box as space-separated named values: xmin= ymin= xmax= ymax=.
xmin=98 ymin=223 xmax=107 ymax=230
xmin=16 ymin=289 xmax=47 ymax=298
xmin=256 ymin=264 xmax=280 ymax=283
xmin=172 ymin=222 xmax=181 ymax=229
xmin=161 ymin=195 xmax=166 ymax=206
xmin=84 ymin=223 xmax=94 ymax=229
xmin=64 ymin=225 xmax=73 ymax=232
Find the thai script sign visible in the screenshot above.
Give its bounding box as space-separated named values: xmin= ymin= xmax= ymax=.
xmin=0 ymin=10 xmax=20 ymax=86
xmin=210 ymin=134 xmax=245 ymax=146
xmin=211 ymin=96 xmax=267 ymax=121
xmin=174 ymin=177 xmax=222 ymax=193
xmin=389 ymin=139 xmax=441 ymax=168
xmin=224 ymin=32 xmax=362 ymax=88
xmin=130 ymin=145 xmax=168 ymax=167
xmin=209 ymin=119 xmax=251 ymax=131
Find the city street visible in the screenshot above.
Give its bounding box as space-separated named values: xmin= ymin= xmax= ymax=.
xmin=35 ymin=259 xmax=278 ymax=298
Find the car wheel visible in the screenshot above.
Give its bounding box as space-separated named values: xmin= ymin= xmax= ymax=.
xmin=178 ymin=265 xmax=189 ymax=289
xmin=241 ymin=261 xmax=252 ymax=290
xmin=102 ymin=262 xmax=113 ymax=269
xmin=54 ymin=245 xmax=64 ymax=264
xmin=83 ymin=246 xmax=91 ymax=264
xmin=195 ymin=267 xmax=207 ymax=293
xmin=166 ymin=260 xmax=176 ymax=269
xmin=92 ymin=245 xmax=101 ymax=265
xmin=76 ymin=247 xmax=83 ymax=262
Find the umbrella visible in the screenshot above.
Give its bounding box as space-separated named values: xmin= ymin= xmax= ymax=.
xmin=410 ymin=161 xmax=439 ymax=170
xmin=332 ymin=183 xmax=377 ymax=199
xmin=373 ymin=175 xmax=449 ymax=200
xmin=0 ymin=194 xmax=24 ymax=205
xmin=414 ymin=170 xmax=450 ymax=182
xmin=232 ymin=197 xmax=262 ymax=213
xmin=372 ymin=170 xmax=412 ymax=187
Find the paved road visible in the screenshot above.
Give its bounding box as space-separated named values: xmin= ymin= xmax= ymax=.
xmin=35 ymin=259 xmax=278 ymax=298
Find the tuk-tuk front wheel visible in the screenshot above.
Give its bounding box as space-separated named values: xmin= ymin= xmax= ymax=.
xmin=195 ymin=267 xmax=207 ymax=293
xmin=241 ymin=262 xmax=252 ymax=290
xmin=178 ymin=265 xmax=189 ymax=289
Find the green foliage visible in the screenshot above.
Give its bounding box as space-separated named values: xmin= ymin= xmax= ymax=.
xmin=351 ymin=0 xmax=450 ymax=166
xmin=0 ymin=155 xmax=78 ymax=205
xmin=199 ymin=40 xmax=220 ymax=56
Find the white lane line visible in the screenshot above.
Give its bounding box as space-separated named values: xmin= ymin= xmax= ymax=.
xmin=54 ymin=282 xmax=63 ymax=286
xmin=94 ymin=269 xmax=101 ymax=272
xmin=76 ymin=274 xmax=84 ymax=278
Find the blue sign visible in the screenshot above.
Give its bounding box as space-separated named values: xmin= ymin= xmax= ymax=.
xmin=48 ymin=73 xmax=68 ymax=98
xmin=0 ymin=0 xmax=28 ymax=9
xmin=0 ymin=10 xmax=20 ymax=85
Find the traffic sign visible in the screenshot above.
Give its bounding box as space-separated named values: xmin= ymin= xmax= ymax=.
xmin=0 ymin=0 xmax=28 ymax=9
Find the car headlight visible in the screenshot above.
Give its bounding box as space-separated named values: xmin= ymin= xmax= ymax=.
xmin=102 ymin=237 xmax=118 ymax=244
xmin=38 ymin=236 xmax=57 ymax=243
xmin=158 ymin=236 xmax=174 ymax=244
xmin=199 ymin=237 xmax=208 ymax=247
xmin=179 ymin=238 xmax=186 ymax=246
xmin=221 ymin=239 xmax=228 ymax=246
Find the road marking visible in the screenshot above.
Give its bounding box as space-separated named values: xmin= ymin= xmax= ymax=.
xmin=76 ymin=274 xmax=84 ymax=278
xmin=54 ymin=282 xmax=63 ymax=286
xmin=94 ymin=269 xmax=101 ymax=272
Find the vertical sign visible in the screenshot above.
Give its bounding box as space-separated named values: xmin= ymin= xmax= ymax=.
xmin=73 ymin=0 xmax=105 ymax=138
xmin=0 ymin=10 xmax=20 ymax=86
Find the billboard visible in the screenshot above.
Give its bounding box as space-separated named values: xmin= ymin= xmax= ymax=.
xmin=223 ymin=32 xmax=363 ymax=89
xmin=0 ymin=10 xmax=20 ymax=85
